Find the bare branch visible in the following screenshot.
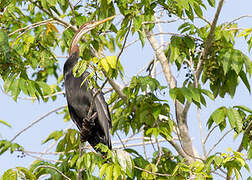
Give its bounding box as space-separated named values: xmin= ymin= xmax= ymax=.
xmin=134 ymin=166 xmax=171 ymax=177
xmin=22 ymin=152 xmax=63 ymax=163
xmin=28 ymin=0 xmax=78 ymax=32
xmin=33 ymin=165 xmax=71 ymax=180
xmin=225 ymin=15 xmax=252 ymax=27
xmin=155 ymin=137 xmax=162 ymax=166
xmin=195 ymin=0 xmax=225 ymax=81
xmin=10 ymin=105 xmax=67 ymax=143
xmin=8 ymin=19 xmax=54 ymax=37
xmin=237 ymin=119 xmax=252 ymax=152
xmin=68 ymin=0 xmax=76 ymax=25
xmin=204 ymin=125 xmax=219 ymax=144
xmin=207 ymin=129 xmax=233 ymax=156
xmin=116 ymin=19 xmax=132 ymax=67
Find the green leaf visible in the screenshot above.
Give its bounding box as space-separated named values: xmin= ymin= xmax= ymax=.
xmin=234 ymin=105 xmax=252 ymax=114
xmin=42 ymin=130 xmax=63 ymax=144
xmin=210 ymin=107 xmax=226 ymax=125
xmin=1 ymin=169 xmax=17 ymax=180
xmin=247 ymin=143 xmax=252 ymax=160
xmin=142 ymin=163 xmax=157 ymax=179
xmin=0 ymin=29 xmax=10 ymax=53
xmin=193 ymin=3 xmax=203 ymax=18
xmin=207 ymin=0 xmax=215 ymax=7
xmin=113 ymin=164 xmax=122 ymax=179
xmin=116 ymin=149 xmax=133 ymax=174
xmin=222 ymin=50 xmax=232 ymax=75
xmin=70 ymin=154 xmax=79 ymax=167
xmin=105 ymin=164 xmax=113 ymax=180
xmin=73 ymin=60 xmax=88 ymax=78
xmin=16 ymin=167 xmax=36 ymax=180
xmin=232 ymin=109 xmax=243 ymax=132
xmin=184 ymin=36 xmax=195 ymax=49
xmin=239 ymin=71 xmax=251 ymax=92
xmin=0 ymin=119 xmax=11 ymax=128
xmin=231 ymin=50 xmax=243 ymax=75
xmin=226 ymin=108 xmax=236 ymax=129
xmin=47 ymin=0 xmax=57 ymax=6
xmin=99 ymin=163 xmax=109 ymax=178
xmin=214 ymin=156 xmax=223 ymax=166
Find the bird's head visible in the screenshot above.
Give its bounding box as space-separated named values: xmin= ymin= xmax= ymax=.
xmin=69 ymin=15 xmax=116 ymax=56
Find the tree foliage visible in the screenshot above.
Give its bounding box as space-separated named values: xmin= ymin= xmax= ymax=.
xmin=1 ymin=0 xmax=252 ymax=179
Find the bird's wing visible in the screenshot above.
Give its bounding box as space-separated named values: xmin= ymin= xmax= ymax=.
xmin=94 ymin=91 xmax=112 ymax=148
xmin=96 ymin=92 xmax=112 ymax=127
xmin=67 ymin=103 xmax=82 ymax=131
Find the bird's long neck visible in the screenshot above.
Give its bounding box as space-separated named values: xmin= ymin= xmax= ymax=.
xmin=64 ymin=47 xmax=79 ymax=75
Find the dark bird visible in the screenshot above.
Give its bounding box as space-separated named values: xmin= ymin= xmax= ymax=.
xmin=63 ymin=16 xmax=115 ymax=152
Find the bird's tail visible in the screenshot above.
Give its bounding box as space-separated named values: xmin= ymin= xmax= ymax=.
xmin=87 ymin=134 xmax=111 ymax=155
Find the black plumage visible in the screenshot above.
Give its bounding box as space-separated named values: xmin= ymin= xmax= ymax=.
xmin=63 ymin=17 xmax=115 ymax=151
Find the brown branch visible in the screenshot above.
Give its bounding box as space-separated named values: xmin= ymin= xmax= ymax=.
xmin=68 ymin=0 xmax=76 ymax=25
xmin=116 ymin=19 xmax=132 ymax=67
xmin=195 ymin=0 xmax=225 ymax=81
xmin=32 ymin=165 xmax=71 ymax=180
xmin=28 ymin=0 xmax=77 ymax=32
xmin=237 ymin=120 xmax=252 ymax=152
xmin=146 ymin=29 xmax=195 ymax=163
xmin=134 ymin=166 xmax=171 ymax=177
xmin=10 ymin=105 xmax=67 ymax=143
xmin=204 ymin=124 xmax=219 ymax=144
xmin=8 ymin=19 xmax=54 ymax=37
xmin=207 ymin=129 xmax=233 ymax=156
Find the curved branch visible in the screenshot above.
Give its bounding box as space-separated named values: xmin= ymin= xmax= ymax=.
xmin=32 ymin=165 xmax=71 ymax=180
xmin=10 ymin=105 xmax=66 ymax=142
xmin=195 ymin=0 xmax=225 ymax=81
xmin=207 ymin=129 xmax=233 ymax=156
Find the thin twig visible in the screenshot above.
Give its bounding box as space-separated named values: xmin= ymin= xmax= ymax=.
xmin=8 ymin=18 xmax=53 ymax=36
xmin=224 ymin=15 xmax=252 ymax=28
xmin=28 ymin=0 xmax=78 ymax=32
xmin=22 ymin=152 xmax=63 ymax=163
xmin=207 ymin=129 xmax=233 ymax=156
xmin=237 ymin=119 xmax=252 ymax=152
xmin=10 ymin=105 xmax=67 ymax=142
xmin=68 ymin=0 xmax=76 ymax=25
xmin=33 ymin=165 xmax=71 ymax=180
xmin=134 ymin=166 xmax=171 ymax=177
xmin=115 ymin=131 xmax=126 ymax=149
xmin=195 ymin=0 xmax=225 ymax=81
xmin=116 ymin=19 xmax=132 ymax=67
xmin=142 ymin=18 xmax=180 ymax=25
xmin=204 ymin=124 xmax=219 ymax=144
xmin=142 ymin=130 xmax=147 ymax=159
xmin=155 ymin=137 xmax=162 ymax=166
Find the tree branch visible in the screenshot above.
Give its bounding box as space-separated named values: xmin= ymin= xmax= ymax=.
xmin=195 ymin=0 xmax=225 ymax=81
xmin=207 ymin=129 xmax=233 ymax=156
xmin=146 ymin=29 xmax=195 ymax=163
xmin=10 ymin=105 xmax=66 ymax=143
xmin=32 ymin=165 xmax=71 ymax=180
xmin=237 ymin=119 xmax=252 ymax=152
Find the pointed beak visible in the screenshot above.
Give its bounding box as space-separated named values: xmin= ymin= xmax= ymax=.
xmin=70 ymin=15 xmax=116 ymax=55
xmin=92 ymin=15 xmax=117 ymax=27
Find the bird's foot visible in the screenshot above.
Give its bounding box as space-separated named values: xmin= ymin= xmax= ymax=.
xmin=84 ymin=112 xmax=97 ymax=127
